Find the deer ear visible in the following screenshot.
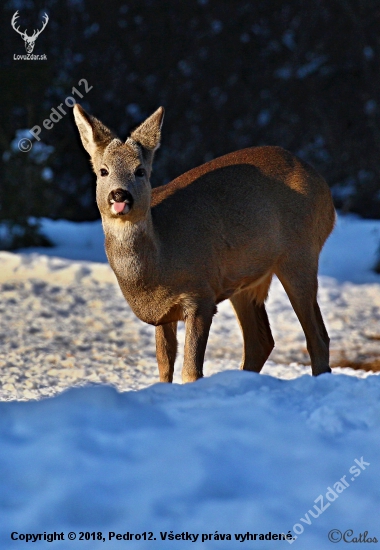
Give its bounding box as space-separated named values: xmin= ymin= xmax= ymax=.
xmin=130 ymin=107 xmax=164 ymax=152
xmin=73 ymin=104 xmax=115 ymax=157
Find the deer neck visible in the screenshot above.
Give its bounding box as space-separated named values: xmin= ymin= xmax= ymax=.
xmin=102 ymin=210 xmax=160 ymax=287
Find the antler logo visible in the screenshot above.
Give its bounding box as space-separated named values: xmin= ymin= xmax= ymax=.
xmin=11 ymin=11 xmax=49 ymax=54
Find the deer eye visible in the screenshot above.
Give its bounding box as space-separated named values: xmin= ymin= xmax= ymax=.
xmin=100 ymin=168 xmax=108 ymax=177
xmin=135 ymin=168 xmax=145 ymax=178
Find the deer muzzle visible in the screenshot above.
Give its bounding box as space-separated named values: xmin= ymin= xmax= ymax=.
xmin=108 ymin=188 xmax=134 ymax=215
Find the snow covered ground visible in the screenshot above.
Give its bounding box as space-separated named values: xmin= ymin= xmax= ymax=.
xmin=0 ymin=213 xmax=380 ymax=549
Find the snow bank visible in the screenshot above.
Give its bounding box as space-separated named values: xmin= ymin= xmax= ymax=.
xmin=1 ymin=372 xmax=379 ymax=549
xmin=0 ymin=251 xmax=114 ymax=286
xmin=15 ymin=219 xmax=107 ymax=263
xmin=319 ymin=214 xmax=380 ymax=284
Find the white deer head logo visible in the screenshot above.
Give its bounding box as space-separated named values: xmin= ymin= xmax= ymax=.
xmin=11 ymin=11 xmax=49 ymax=54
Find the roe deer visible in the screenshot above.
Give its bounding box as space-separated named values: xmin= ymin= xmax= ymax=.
xmin=73 ymin=104 xmax=335 ymax=383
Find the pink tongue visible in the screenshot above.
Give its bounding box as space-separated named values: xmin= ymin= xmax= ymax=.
xmin=113 ymin=202 xmax=126 ymax=213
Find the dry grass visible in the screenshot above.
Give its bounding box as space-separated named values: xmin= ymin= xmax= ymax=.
xmin=332 ymin=358 xmax=380 ymax=372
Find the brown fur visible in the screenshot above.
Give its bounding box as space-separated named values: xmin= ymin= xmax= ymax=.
xmin=73 ymin=104 xmax=336 ymax=382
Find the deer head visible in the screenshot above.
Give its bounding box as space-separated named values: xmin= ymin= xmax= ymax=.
xmin=11 ymin=11 xmax=49 ymax=54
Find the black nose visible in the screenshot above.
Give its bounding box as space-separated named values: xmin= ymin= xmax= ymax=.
xmin=109 ymin=188 xmax=130 ymax=203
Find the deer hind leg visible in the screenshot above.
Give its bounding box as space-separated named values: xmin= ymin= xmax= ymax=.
xmin=276 ymin=255 xmax=331 ymax=376
xmin=230 ymin=275 xmax=274 ymax=373
xmin=155 ymin=322 xmax=178 ymax=382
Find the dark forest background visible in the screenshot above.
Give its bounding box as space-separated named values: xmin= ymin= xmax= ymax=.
xmin=1 ymin=0 xmax=380 ymax=253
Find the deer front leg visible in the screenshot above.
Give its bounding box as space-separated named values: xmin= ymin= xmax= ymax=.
xmin=182 ymin=303 xmax=214 ymax=383
xmin=155 ymin=322 xmax=178 ymax=382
